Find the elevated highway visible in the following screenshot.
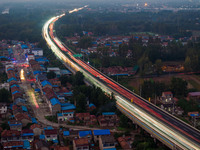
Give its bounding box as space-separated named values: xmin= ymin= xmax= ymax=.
xmin=43 ymin=13 xmax=200 ymax=150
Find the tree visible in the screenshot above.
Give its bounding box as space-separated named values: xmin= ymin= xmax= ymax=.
xmin=119 ymin=43 xmax=129 ymax=57
xmin=155 ymin=59 xmax=162 ymax=75
xmin=138 ymin=53 xmax=153 ymax=76
xmin=59 ymin=75 xmax=72 ymax=86
xmin=0 ymin=88 xmax=11 ymax=103
xmin=73 ymin=71 xmax=84 ymax=86
xmin=184 ymin=56 xmax=192 ymax=72
xmin=97 ymin=46 xmax=109 ymax=56
xmin=74 ymin=93 xmax=86 ymax=112
xmin=0 ymin=72 xmax=8 ymax=83
xmin=119 ymin=115 xmax=132 ymax=128
xmin=47 ymin=71 xmax=56 ymax=79
xmin=177 ymin=99 xmax=199 ymax=114
xmin=170 ymin=77 xmax=188 ymax=97
xmin=78 ymin=36 xmax=92 ymax=49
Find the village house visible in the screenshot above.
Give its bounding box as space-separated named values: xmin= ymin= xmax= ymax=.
xmin=0 ymin=83 xmax=9 ymax=90
xmin=93 ymin=129 xmax=110 ymax=143
xmin=87 ymin=103 xmax=96 ymax=112
xmin=0 ymin=103 xmax=8 ymax=117
xmin=30 ymin=124 xmax=43 ymax=136
xmin=8 ymin=120 xmax=22 ymax=131
xmin=44 ymin=128 xmax=58 ymax=143
xmin=117 ymin=136 xmax=133 ymax=150
xmin=21 ymin=129 xmax=34 ymax=142
xmin=49 ymin=98 xmax=61 ymax=115
xmin=188 ymin=92 xmax=200 ymax=104
xmin=57 ymin=111 xmax=74 ymax=123
xmin=73 ymin=138 xmax=90 ymax=150
xmin=1 ymin=130 xmax=21 ymax=143
xmin=49 ymin=78 xmax=61 ymax=88
xmin=47 ymin=67 xmax=61 ymax=77
xmin=14 ymin=113 xmax=32 ymax=127
xmin=61 ymin=103 xmax=76 ymax=113
xmin=2 ymin=140 xmax=31 ymax=150
xmin=160 ymin=91 xmax=175 ymax=113
xmin=76 ymin=113 xmax=90 ymax=124
xmin=98 ymin=112 xmax=119 ymax=127
xmin=56 ymin=87 xmax=73 ymax=98
xmin=78 ymin=131 xmax=92 ymax=141
xmin=33 ymin=139 xmax=50 ymax=150
xmin=99 ymin=135 xmax=116 ymax=150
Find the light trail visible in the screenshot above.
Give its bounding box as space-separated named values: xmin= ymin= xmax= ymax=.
xmin=42 ymin=12 xmax=200 ymax=150
xmin=31 ymin=92 xmax=39 ymax=109
xmin=69 ymin=5 xmax=88 ymax=14
xmin=20 ymin=69 xmax=25 ymax=81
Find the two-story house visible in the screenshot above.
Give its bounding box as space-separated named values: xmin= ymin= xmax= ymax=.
xmin=99 ymin=135 xmax=116 ymax=150
xmin=44 ymin=129 xmax=58 ymax=142
xmin=73 ymin=138 xmax=89 ymax=150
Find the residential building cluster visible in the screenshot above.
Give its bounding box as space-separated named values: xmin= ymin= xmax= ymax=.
xmin=66 ymin=34 xmax=190 ymax=57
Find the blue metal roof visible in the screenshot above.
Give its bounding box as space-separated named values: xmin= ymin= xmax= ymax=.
xmin=61 ymin=103 xmax=72 ymax=107
xmin=50 ymin=98 xmax=61 ymax=106
xmin=8 ymin=77 xmax=17 ymax=82
xmin=12 ymin=145 xmax=23 ymax=148
xmin=102 ymin=112 xmax=115 ymax=115
xmin=63 ymin=112 xmax=74 ymax=114
xmin=53 ymin=139 xmax=58 ymax=143
xmin=44 ymin=126 xmax=54 ymax=130
xmin=11 ymin=84 xmax=19 ymax=88
xmin=64 ymin=91 xmax=73 ymax=95
xmin=52 ymin=85 xmax=59 ymax=88
xmin=15 ymin=98 xmax=25 ymax=104
xmin=35 ymin=58 xmax=49 ymax=62
xmin=23 ymin=140 xmax=30 ymax=149
xmin=32 ymin=48 xmax=43 ymax=51
xmin=12 ymin=91 xmax=20 ymax=95
xmin=31 ymin=118 xmax=38 ymax=124
xmin=35 ymin=88 xmax=40 ymax=92
xmin=61 ymin=104 xmax=76 ymax=111
xmin=41 ymin=80 xmax=52 ymax=87
xmin=89 ymin=103 xmax=96 ymax=108
xmin=61 ymin=69 xmax=71 ymax=74
xmin=58 ymin=112 xmax=74 ymax=117
xmin=57 ymin=113 xmax=63 ymax=117
xmin=22 ymin=133 xmax=34 ymax=136
xmin=33 ymin=70 xmax=42 ymax=75
xmin=79 ymin=131 xmax=92 ymax=137
xmin=7 ymin=68 xmax=14 ymax=71
xmin=93 ymin=129 xmax=110 ymax=136
xmin=22 ymin=106 xmax=28 ymax=112
xmin=21 ymin=45 xmax=28 ymax=49
xmin=39 ymin=134 xmax=45 ymax=139
xmin=8 ymin=121 xmax=22 ymax=126
xmin=63 ymin=131 xmax=70 ymax=136
xmin=103 ymin=148 xmax=116 ymax=150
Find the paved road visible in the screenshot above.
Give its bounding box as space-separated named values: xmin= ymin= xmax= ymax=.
xmin=20 ymin=67 xmax=122 ymax=132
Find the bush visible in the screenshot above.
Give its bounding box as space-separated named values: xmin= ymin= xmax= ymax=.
xmin=45 ymin=116 xmax=58 ymax=123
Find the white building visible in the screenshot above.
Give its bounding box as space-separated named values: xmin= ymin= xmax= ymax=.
xmin=0 ymin=103 xmax=7 ymax=114
xmin=27 ymin=54 xmax=35 ymax=61
xmin=47 ymin=67 xmax=61 ymax=77
xmin=57 ymin=112 xmax=74 ymax=122
xmin=5 ymin=63 xmax=14 ymax=73
xmin=31 ymin=48 xmax=43 ymax=56
xmin=23 ymin=49 xmax=31 ymax=54
xmin=0 ymin=83 xmax=9 ymax=91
